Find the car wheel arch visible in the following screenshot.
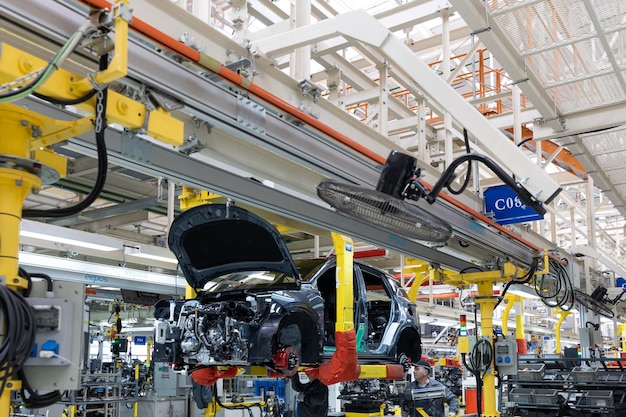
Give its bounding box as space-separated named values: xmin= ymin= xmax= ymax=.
xmin=395 ymin=326 xmax=422 ymax=364
xmin=276 ymin=310 xmax=323 ymax=364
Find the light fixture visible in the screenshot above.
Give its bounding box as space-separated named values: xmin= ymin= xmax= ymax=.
xmin=20 ymin=219 xmax=120 ymax=252
xmin=124 ymin=244 xmax=178 ymax=265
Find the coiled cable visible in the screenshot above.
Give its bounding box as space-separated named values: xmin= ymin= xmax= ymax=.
xmin=462 ymin=338 xmax=493 ymax=416
xmin=535 ymin=258 xmax=575 ymax=311
xmin=0 ymin=285 xmax=36 ymax=395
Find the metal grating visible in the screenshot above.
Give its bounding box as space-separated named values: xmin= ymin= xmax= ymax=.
xmin=492 ymin=1 xmax=592 ymax=51
xmin=547 ymin=73 xmax=624 ymax=112
xmin=447 ymin=0 xmax=626 ymax=274
xmin=607 ymin=169 xmax=626 ymax=184
xmin=582 ymin=128 xmax=626 ymax=155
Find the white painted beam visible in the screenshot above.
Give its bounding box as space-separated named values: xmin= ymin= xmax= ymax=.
xmin=254 ymin=10 xmax=562 ymax=203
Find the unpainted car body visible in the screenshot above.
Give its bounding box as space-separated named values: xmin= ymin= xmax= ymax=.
xmin=153 ymin=204 xmax=421 ymax=375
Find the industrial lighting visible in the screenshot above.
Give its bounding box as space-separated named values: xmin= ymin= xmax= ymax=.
xmin=20 ymin=219 xmax=120 ymax=252
xmin=18 ymin=252 xmax=187 ymax=292
xmin=123 ymin=244 xmax=178 ymax=265
xmin=459 ymin=315 xmax=468 ymax=336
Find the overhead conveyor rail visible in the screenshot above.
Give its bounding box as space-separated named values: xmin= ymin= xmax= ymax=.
xmin=0 ymin=0 xmax=556 ymax=271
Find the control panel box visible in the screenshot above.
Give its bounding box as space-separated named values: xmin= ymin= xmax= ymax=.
xmin=25 ymin=297 xmax=74 ymax=366
xmin=23 ymin=280 xmax=85 ymax=390
xmin=494 ymin=336 xmax=518 ymax=376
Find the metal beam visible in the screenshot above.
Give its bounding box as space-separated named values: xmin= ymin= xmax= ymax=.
xmin=64 ymin=124 xmax=477 ymax=271
xmin=51 ymin=197 xmax=159 ymax=227
xmin=72 ymin=211 xmax=151 ymax=233
xmin=7 ymin=0 xmax=543 ymax=271
xmin=449 ymin=0 xmax=566 ymax=133
xmin=253 ymin=9 xmax=562 ymax=204
xmin=532 ymin=102 xmax=626 ymax=140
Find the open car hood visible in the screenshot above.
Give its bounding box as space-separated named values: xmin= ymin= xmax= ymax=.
xmin=168 ymin=204 xmax=300 ymax=289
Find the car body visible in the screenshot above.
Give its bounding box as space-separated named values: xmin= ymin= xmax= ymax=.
xmin=153 ymin=204 xmax=421 ymax=376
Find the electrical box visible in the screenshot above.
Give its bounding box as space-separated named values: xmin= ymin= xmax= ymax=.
xmin=579 ymin=327 xmax=603 ymax=348
xmin=23 ymin=280 xmax=85 ymax=390
xmin=154 ymin=362 xmax=192 ymax=397
xmin=494 ymin=336 xmax=518 ymax=376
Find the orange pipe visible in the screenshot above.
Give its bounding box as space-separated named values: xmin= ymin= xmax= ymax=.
xmin=415 ymin=292 xmax=460 ymax=300
xmin=80 ymin=0 xmax=559 ymax=262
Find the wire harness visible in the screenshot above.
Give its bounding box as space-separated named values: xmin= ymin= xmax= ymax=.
xmin=0 ymin=285 xmax=36 ymax=395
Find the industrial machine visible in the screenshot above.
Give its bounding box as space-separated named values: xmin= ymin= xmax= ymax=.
xmin=0 ymin=1 xmax=582 ymax=417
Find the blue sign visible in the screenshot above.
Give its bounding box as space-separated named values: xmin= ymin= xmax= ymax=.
xmin=484 ymin=184 xmax=543 ymax=225
xmin=133 ymin=336 xmax=147 ymax=345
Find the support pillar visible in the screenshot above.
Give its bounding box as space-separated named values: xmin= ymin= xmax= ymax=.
xmin=474 ymin=280 xmax=500 ymax=417
xmin=0 ymin=109 xmax=45 ymax=417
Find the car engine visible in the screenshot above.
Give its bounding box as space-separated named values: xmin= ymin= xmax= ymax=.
xmin=154 ymin=296 xmax=270 ymax=368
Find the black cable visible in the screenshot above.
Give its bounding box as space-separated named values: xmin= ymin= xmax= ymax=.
xmin=18 ymin=369 xmax=63 ymax=408
xmin=459 ymin=266 xmax=485 ymax=273
xmin=8 ymin=267 xmax=64 ymax=407
xmin=463 ymin=338 xmax=493 ymax=416
xmin=23 ymin=53 xmax=109 ymax=219
xmin=0 ymin=59 xmax=58 ymax=101
xmin=446 ymin=128 xmax=473 ymax=195
xmin=535 ymin=259 xmax=575 ymax=311
xmin=28 ymin=272 xmax=54 ymax=292
xmin=494 ymin=256 xmax=540 ymax=310
xmin=33 ymin=89 xmax=97 ymax=106
xmin=0 ymin=286 xmax=36 ymax=396
xmin=18 ymin=267 xmax=33 ymax=297
xmin=418 ymin=152 xmax=547 ymax=215
xmin=215 ymin=389 xmax=264 ymax=417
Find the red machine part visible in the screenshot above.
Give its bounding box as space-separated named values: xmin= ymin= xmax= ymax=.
xmin=272 ymin=346 xmax=299 ymax=377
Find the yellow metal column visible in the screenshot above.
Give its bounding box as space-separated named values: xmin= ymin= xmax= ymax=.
xmin=331 ymin=232 xmax=354 ymax=333
xmin=515 ymin=298 xmax=527 ymax=354
xmin=555 ymin=310 xmax=572 ymax=354
xmin=474 ymin=280 xmax=499 ymax=417
xmin=501 ymin=295 xmax=515 ymax=335
xmin=0 ymin=110 xmax=43 ymax=416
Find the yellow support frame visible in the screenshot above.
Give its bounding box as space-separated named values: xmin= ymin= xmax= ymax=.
xmin=332 ymin=232 xmax=355 ymax=333
xmin=438 ymin=251 xmax=549 ymax=417
xmin=331 ymin=233 xmax=407 ymax=381
xmin=0 ymin=43 xmax=183 ymax=147
xmin=0 ymin=2 xmax=181 ymax=415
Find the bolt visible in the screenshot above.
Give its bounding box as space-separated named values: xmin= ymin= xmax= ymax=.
xmin=117 ymin=101 xmax=129 ymax=114
xmin=20 ymin=119 xmax=28 ymax=126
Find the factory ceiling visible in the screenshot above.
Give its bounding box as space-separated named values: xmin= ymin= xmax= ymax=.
xmin=3 ymin=0 xmax=626 ymax=312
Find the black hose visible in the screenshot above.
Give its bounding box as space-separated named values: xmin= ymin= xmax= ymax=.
xmin=446 ymin=128 xmax=473 ymax=195
xmin=494 ymin=256 xmax=540 ymax=310
xmin=535 ymin=259 xmax=575 ymax=311
xmin=33 ymin=89 xmax=97 ymax=106
xmin=422 ymin=153 xmax=547 ymax=216
xmin=462 ymin=338 xmax=493 ymax=416
xmin=23 ymin=53 xmax=109 ymax=219
xmin=0 ymin=286 xmax=36 ymax=395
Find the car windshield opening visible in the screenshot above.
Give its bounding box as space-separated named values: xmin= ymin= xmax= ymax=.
xmin=201 ymin=270 xmax=298 ymax=292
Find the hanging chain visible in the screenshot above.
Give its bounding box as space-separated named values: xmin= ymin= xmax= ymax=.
xmin=95 ymin=88 xmax=105 ymax=133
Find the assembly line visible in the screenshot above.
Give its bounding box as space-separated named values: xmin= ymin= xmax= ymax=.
xmin=2 ymin=1 xmax=626 ymax=417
